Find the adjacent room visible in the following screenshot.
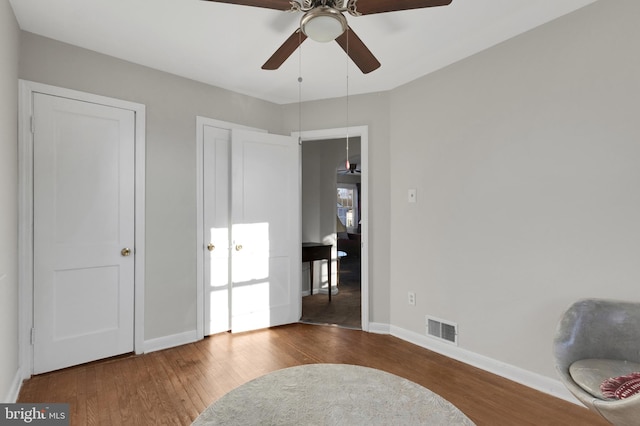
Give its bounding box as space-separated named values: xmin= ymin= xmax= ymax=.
xmin=1 ymin=0 xmax=638 ymax=424
xmin=301 ymin=136 xmax=363 ymax=329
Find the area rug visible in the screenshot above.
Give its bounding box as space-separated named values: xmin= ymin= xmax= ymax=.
xmin=192 ymin=364 xmax=475 ymax=425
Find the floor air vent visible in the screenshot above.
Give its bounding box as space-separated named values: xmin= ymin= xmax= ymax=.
xmin=426 ymin=316 xmax=458 ymax=345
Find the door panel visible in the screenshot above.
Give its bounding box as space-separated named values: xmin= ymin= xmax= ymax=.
xmin=52 ymin=266 xmax=120 ymax=340
xmin=33 ymin=93 xmax=135 ymax=374
xmin=230 ymin=129 xmax=300 ymax=332
xmin=203 ymin=125 xmax=231 ymax=335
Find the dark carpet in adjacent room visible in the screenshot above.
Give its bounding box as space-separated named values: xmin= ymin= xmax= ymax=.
xmin=301 ymin=255 xmax=361 ymax=329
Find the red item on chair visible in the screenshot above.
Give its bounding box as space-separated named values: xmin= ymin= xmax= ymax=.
xmin=601 ymin=372 xmax=640 ymax=399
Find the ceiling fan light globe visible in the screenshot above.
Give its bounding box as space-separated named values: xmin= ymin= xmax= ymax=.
xmin=301 ymin=8 xmax=347 ymax=43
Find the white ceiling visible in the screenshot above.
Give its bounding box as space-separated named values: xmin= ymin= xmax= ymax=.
xmin=9 ymin=0 xmax=599 ymax=105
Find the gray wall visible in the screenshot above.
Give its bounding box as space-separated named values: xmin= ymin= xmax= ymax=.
xmin=389 ymin=0 xmax=640 ymax=378
xmin=0 ymin=0 xmax=19 ymax=402
xmin=18 ymin=32 xmax=284 ymax=341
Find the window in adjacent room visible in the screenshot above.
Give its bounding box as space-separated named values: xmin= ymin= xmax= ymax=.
xmin=337 ymin=184 xmax=358 ymax=233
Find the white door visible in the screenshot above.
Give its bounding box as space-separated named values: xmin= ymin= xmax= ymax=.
xmin=203 ymin=125 xmax=232 ymax=335
xmin=33 ymin=93 xmax=135 ymax=374
xmin=230 ymin=129 xmax=301 ymax=332
xmin=203 ymin=126 xmax=300 ymax=334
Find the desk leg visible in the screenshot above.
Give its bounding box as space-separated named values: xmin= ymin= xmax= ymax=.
xmin=306 ymin=258 xmax=331 ymax=301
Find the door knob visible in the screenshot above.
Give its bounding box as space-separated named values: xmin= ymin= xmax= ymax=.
xmin=235 ymin=244 xmax=243 ymax=251
xmin=207 ymin=243 xmax=215 ymax=252
xmin=121 ymin=248 xmax=132 ymax=257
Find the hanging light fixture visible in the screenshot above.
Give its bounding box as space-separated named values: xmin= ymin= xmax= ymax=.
xmin=300 ymin=7 xmax=348 ymax=42
xmin=345 ymin=142 xmax=350 ymax=170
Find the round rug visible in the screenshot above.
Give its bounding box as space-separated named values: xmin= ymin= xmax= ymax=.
xmin=192 ymin=363 xmax=475 ymax=425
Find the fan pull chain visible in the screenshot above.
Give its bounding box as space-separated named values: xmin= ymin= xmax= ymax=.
xmin=345 ymin=26 xmax=350 ymax=170
xmin=298 ymin=29 xmax=303 ymax=145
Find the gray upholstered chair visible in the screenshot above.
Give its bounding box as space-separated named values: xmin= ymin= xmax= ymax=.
xmin=553 ymin=298 xmax=640 ymax=425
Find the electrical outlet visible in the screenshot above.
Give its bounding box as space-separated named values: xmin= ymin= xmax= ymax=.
xmin=408 ymin=291 xmax=416 ymax=306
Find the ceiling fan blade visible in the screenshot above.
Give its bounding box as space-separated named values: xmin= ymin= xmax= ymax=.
xmin=262 ymin=29 xmax=307 ymax=70
xmin=335 ymin=27 xmax=381 ymax=74
xmin=201 ymin=0 xmax=293 ymax=11
xmin=354 ymin=0 xmax=452 ymax=15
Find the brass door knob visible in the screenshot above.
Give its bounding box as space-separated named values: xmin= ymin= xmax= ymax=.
xmin=207 ymin=243 xmax=215 ymax=252
xmin=121 ymin=248 xmax=131 ymax=257
xmin=235 ymin=244 xmax=243 ymax=251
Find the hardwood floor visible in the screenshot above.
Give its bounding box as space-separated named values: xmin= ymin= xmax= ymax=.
xmin=18 ymin=323 xmax=609 ymax=426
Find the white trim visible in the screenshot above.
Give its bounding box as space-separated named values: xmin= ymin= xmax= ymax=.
xmin=292 ymin=126 xmax=370 ymax=332
xmin=133 ymin=99 xmax=146 ymax=357
xmin=17 ymin=80 xmax=146 ymax=377
xmin=389 ymin=324 xmax=581 ymax=405
xmin=18 ymin=81 xmax=33 ymax=381
xmin=3 ymin=369 xmax=22 ymax=403
xmin=368 ymin=322 xmax=391 ymax=335
xmin=144 ymin=330 xmax=199 ymax=354
xmin=195 ymin=116 xmax=266 ymax=339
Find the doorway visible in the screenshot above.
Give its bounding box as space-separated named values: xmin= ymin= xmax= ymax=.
xmin=294 ymin=126 xmax=369 ymax=331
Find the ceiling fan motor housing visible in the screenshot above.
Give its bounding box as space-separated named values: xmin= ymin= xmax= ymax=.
xmin=300 ymin=6 xmax=348 ymax=42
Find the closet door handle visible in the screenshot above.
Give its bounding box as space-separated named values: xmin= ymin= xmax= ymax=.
xmin=235 ymin=244 xmax=243 ymax=251
xmin=207 ymin=243 xmax=215 ymax=252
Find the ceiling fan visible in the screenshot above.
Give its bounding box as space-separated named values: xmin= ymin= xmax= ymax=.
xmin=338 ymin=163 xmax=361 ymax=174
xmin=203 ymin=0 xmax=453 ymax=74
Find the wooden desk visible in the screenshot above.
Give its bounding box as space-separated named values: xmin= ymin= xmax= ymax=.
xmin=302 ymin=242 xmax=332 ymax=301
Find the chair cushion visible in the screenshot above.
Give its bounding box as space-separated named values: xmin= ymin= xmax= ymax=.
xmin=569 ymin=359 xmax=640 ymax=400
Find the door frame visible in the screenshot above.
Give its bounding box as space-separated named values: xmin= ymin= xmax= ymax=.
xmin=17 ymin=80 xmax=146 ymax=377
xmin=195 ymin=116 xmax=266 ymax=339
xmin=293 ymin=126 xmax=370 ymax=332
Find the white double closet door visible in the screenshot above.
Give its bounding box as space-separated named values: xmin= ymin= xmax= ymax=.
xmin=203 ymin=125 xmax=301 ymax=334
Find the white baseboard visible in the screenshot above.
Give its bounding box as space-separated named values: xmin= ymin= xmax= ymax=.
xmin=3 ymin=368 xmax=22 ymax=403
xmin=367 ymin=322 xmax=390 ymax=334
xmin=144 ymin=330 xmax=199 ymax=354
xmin=372 ymin=324 xmax=580 ymax=405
